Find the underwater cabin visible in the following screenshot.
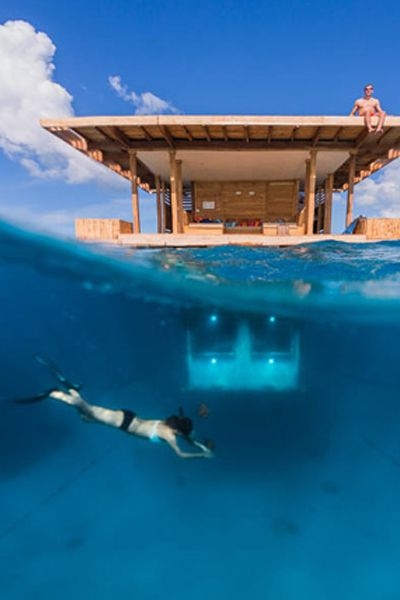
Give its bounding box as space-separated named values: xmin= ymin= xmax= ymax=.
xmin=41 ymin=115 xmax=400 ymax=246
xmin=185 ymin=311 xmax=300 ymax=391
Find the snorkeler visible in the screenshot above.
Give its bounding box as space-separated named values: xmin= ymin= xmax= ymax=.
xmin=13 ymin=357 xmax=213 ymax=460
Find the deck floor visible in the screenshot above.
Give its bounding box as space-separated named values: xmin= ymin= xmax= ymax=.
xmin=116 ymin=234 xmax=368 ymax=248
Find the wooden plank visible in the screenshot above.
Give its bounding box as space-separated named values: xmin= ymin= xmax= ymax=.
xmin=156 ymin=175 xmax=162 ymax=234
xmin=346 ymin=153 xmax=357 ymax=228
xmin=176 ymin=159 xmax=184 ymax=233
xmin=305 ymin=150 xmax=317 ymax=234
xmin=324 ymin=173 xmax=334 ymax=234
xmin=169 ymin=151 xmax=179 ymax=233
xmin=160 ymin=125 xmax=174 ymax=148
xmin=129 ymin=151 xmax=141 ymax=233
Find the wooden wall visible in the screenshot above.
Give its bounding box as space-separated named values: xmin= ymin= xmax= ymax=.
xmin=75 ymin=219 xmax=133 ymax=241
xmin=354 ymin=217 xmax=400 ymax=240
xmin=193 ymin=180 xmax=299 ymax=222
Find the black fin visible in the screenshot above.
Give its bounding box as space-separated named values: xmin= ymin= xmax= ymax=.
xmin=34 ymin=355 xmax=81 ymax=391
xmin=13 ymin=389 xmax=56 ymax=405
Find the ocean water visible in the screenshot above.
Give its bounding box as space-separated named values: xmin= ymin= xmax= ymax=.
xmin=1 ymin=221 xmax=400 ymax=600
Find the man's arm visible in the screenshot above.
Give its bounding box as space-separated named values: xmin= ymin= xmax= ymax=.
xmin=374 ymin=99 xmax=385 ymax=114
xmin=349 ymin=102 xmax=359 ymax=116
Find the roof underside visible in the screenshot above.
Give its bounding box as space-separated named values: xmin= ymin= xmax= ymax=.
xmin=41 ymin=116 xmax=400 ymax=191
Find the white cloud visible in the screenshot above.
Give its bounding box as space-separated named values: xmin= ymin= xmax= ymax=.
xmin=355 ymin=160 xmax=400 ymax=217
xmin=0 ymin=20 xmax=119 ymax=185
xmin=109 ymin=75 xmax=179 ymax=115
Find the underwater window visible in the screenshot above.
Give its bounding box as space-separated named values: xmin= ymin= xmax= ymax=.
xmin=248 ymin=315 xmax=294 ymax=355
xmin=188 ymin=312 xmax=238 ymax=356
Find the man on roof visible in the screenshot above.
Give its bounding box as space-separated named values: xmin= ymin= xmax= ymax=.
xmin=350 ymin=84 xmax=386 ymax=133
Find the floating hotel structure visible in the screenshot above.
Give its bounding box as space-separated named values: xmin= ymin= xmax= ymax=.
xmin=41 ymin=115 xmax=400 ymax=246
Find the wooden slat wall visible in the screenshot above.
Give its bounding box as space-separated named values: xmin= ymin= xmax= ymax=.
xmin=193 ymin=180 xmax=298 ymax=221
xmin=75 ymin=219 xmax=133 ymax=240
xmin=354 ymin=217 xmax=400 ymax=239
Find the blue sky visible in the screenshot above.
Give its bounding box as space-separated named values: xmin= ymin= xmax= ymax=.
xmin=1 ymin=0 xmax=400 ymax=236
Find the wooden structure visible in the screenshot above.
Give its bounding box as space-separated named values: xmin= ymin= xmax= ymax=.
xmin=353 ymin=217 xmax=400 ymax=240
xmin=40 ymin=116 xmax=400 ymax=244
xmin=75 ymin=218 xmax=132 ymax=241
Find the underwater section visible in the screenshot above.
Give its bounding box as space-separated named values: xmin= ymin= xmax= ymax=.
xmin=1 ymin=221 xmax=400 ymax=599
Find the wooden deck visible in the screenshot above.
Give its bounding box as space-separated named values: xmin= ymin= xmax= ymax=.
xmin=116 ymin=233 xmax=368 ymax=247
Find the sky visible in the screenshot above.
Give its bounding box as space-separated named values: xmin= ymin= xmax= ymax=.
xmin=1 ymin=0 xmax=400 ymax=237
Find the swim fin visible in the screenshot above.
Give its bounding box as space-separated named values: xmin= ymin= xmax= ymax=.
xmin=13 ymin=389 xmax=56 ymax=404
xmin=34 ymin=355 xmax=81 ymax=391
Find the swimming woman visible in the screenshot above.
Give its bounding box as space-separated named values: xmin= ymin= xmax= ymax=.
xmin=14 ymin=357 xmax=213 ymax=460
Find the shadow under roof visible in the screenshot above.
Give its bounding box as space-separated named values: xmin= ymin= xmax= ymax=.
xmin=41 ymin=115 xmax=400 ymax=191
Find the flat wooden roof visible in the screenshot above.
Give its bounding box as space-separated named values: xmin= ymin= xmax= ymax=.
xmin=41 ymin=115 xmax=400 ymax=191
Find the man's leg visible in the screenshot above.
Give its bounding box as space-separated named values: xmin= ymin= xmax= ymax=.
xmin=376 ymin=111 xmax=386 ymax=133
xmin=364 ymin=112 xmax=374 ymax=132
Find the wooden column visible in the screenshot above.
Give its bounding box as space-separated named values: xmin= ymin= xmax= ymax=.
xmin=324 ymin=173 xmax=334 ymax=234
xmin=169 ymin=151 xmax=179 ymax=233
xmin=346 ymin=153 xmax=357 ymax=228
xmin=305 ymin=150 xmax=317 ymax=235
xmin=316 ymin=187 xmax=324 ymax=233
xmin=129 ymin=151 xmax=141 ymax=233
xmin=176 ymin=159 xmax=183 ymax=233
xmin=155 ymin=175 xmax=162 ymax=234
xmin=161 ymin=181 xmax=166 ymax=233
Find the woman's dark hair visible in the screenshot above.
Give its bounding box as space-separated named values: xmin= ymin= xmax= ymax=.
xmin=165 ymin=414 xmax=193 ymax=437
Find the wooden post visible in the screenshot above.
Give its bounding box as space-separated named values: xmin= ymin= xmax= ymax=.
xmin=129 ymin=151 xmax=141 ymax=233
xmin=346 ymin=153 xmax=357 ymax=228
xmin=176 ymin=159 xmax=183 ymax=233
xmin=316 ymin=187 xmax=324 ymax=233
xmin=161 ymin=180 xmax=166 ymax=233
xmin=305 ymin=150 xmax=317 ymax=234
xmin=324 ymin=173 xmax=334 ymax=233
xmin=169 ymin=151 xmax=179 ymax=233
xmin=155 ymin=175 xmax=162 ymax=234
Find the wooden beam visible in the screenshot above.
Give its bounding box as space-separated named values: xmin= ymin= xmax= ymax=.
xmin=160 ymin=126 xmax=174 ymax=148
xmin=204 ymin=126 xmax=211 ymax=142
xmin=244 ymin=126 xmax=250 ymax=143
xmin=377 ymin=127 xmax=393 ymax=146
xmin=324 ymin=173 xmax=334 ymax=234
xmin=120 ymin=139 xmax=355 ymax=151
xmin=155 ymin=175 xmax=162 ymax=234
xmin=346 ymin=153 xmax=357 ymax=228
xmin=333 ymin=126 xmax=344 ymax=142
xmin=182 ymin=125 xmax=193 ymax=141
xmin=354 ymin=128 xmax=371 ymax=148
xmin=161 ymin=180 xmax=167 ymax=233
xmin=305 ymin=150 xmax=317 ymax=235
xmin=140 ymin=126 xmax=153 ymax=141
xmin=176 ymin=159 xmax=184 ymax=233
xmin=267 ymin=126 xmax=273 ymax=143
xmin=312 ymin=127 xmax=322 ymax=147
xmin=169 ymin=151 xmax=179 ymax=233
xmin=111 ymin=126 xmax=132 ymax=148
xmin=222 ymin=126 xmax=229 ymax=142
xmin=129 ymin=151 xmax=141 ymax=233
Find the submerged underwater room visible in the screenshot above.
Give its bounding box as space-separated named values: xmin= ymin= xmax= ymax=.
xmin=1 ymin=222 xmax=400 ymax=599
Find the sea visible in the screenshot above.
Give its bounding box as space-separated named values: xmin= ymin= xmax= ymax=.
xmin=1 ymin=220 xmax=400 ymax=600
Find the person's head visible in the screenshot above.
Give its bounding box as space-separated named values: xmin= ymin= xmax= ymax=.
xmin=364 ymin=84 xmax=374 ymax=97
xmin=165 ymin=412 xmax=193 ymax=437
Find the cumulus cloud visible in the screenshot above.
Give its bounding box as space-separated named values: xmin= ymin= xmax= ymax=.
xmin=355 ymin=161 xmax=400 ymax=217
xmin=109 ymin=75 xmax=179 ymax=115
xmin=0 ymin=20 xmax=120 ymax=184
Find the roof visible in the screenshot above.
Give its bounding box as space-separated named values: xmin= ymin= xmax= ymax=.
xmin=41 ymin=115 xmax=400 ymax=191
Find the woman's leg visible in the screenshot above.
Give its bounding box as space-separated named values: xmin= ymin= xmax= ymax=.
xmin=49 ymin=389 xmax=124 ymax=429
